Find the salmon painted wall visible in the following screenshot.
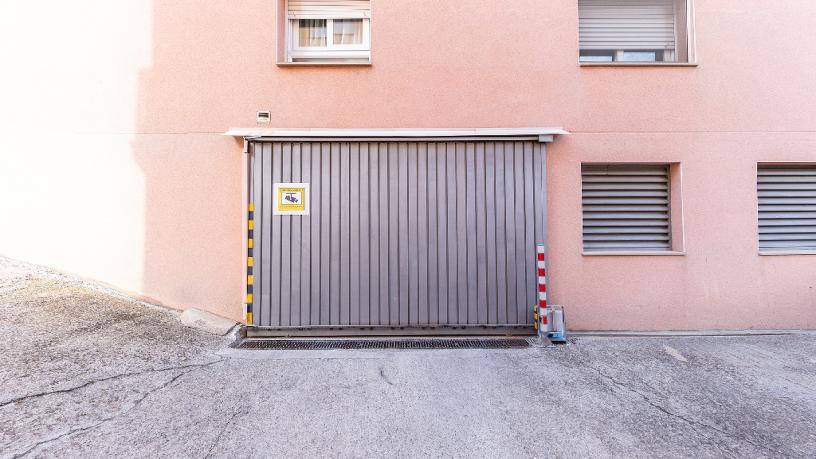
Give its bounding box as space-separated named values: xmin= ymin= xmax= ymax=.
xmin=1 ymin=1 xmax=814 ymax=329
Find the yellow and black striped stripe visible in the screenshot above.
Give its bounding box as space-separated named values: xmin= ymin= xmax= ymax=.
xmin=246 ymin=202 xmax=254 ymax=324
xmin=533 ymin=304 xmax=540 ymax=331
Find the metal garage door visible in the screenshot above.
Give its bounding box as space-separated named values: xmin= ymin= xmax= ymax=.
xmin=248 ymin=140 xmax=547 ymax=336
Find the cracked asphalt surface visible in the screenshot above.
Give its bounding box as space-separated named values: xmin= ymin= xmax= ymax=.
xmin=1 ymin=257 xmax=816 ymax=458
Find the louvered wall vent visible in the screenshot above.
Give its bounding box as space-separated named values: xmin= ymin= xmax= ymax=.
xmin=758 ymin=165 xmax=816 ymax=252
xmin=582 ymin=164 xmax=671 ymax=252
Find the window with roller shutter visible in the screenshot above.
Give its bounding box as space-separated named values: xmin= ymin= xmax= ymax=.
xmin=578 ymin=0 xmax=691 ymax=63
xmin=582 ymin=164 xmax=672 ymax=252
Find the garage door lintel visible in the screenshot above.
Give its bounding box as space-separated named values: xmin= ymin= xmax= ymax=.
xmin=224 ymin=127 xmax=568 ymax=144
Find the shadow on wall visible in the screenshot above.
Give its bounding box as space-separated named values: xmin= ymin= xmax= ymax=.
xmin=131 ymin=1 xmax=247 ymax=320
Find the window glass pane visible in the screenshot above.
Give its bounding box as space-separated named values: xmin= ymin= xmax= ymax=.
xmin=298 ymin=19 xmax=327 ymax=47
xmin=580 ymin=52 xmax=614 ymax=62
xmin=621 ymin=51 xmax=659 ymax=62
xmin=333 ymin=19 xmax=363 ymax=45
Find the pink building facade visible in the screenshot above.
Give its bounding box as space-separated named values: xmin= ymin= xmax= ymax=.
xmin=1 ymin=0 xmax=815 ymax=332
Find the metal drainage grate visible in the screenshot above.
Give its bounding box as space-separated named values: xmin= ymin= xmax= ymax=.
xmin=235 ymin=338 xmax=531 ymax=350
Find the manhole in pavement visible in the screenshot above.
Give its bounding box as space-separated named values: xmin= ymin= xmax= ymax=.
xmin=234 ymin=338 xmax=531 ymax=350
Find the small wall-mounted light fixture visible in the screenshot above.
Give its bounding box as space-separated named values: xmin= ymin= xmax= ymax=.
xmin=256 ymin=111 xmax=271 ymax=124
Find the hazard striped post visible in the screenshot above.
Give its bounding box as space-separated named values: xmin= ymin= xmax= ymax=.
xmin=536 ymin=244 xmax=548 ymax=327
xmin=246 ymin=202 xmax=254 ymax=325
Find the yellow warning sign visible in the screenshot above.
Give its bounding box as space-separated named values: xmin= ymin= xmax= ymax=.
xmin=273 ymin=183 xmax=309 ymax=215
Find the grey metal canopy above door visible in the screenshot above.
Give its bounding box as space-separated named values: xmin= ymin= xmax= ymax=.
xmin=244 ymin=134 xmax=557 ymax=337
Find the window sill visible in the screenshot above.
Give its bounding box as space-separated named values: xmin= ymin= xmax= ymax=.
xmin=759 ymin=250 xmax=816 ymax=256
xmin=579 ymin=62 xmax=698 ymax=68
xmin=583 ymin=251 xmax=686 ymax=257
xmin=277 ymin=62 xmax=372 ymax=67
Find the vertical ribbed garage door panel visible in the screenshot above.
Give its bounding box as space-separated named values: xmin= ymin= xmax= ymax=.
xmin=280 ymin=143 xmax=292 ymax=326
xmin=251 ymin=141 xmax=545 ymax=331
xmin=273 ymin=143 xmax=284 ymax=325
xmin=758 ymin=165 xmax=816 ymax=251
xmin=474 ymin=143 xmax=488 ymax=325
xmin=319 ymin=143 xmax=331 ymax=325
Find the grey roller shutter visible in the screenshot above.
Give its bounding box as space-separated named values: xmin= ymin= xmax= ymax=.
xmin=579 ymin=0 xmax=677 ymax=51
xmin=582 ymin=164 xmax=671 ymax=251
xmin=757 ymin=165 xmax=816 ymax=252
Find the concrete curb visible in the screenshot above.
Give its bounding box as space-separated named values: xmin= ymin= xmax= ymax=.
xmin=570 ymin=329 xmax=816 ymax=338
xmin=180 ymin=309 xmax=238 ymax=336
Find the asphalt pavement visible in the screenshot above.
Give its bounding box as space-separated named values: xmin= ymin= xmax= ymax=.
xmin=1 ymin=256 xmax=815 ymax=458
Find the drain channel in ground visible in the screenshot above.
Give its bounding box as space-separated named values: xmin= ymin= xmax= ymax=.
xmin=235 ymin=338 xmax=532 ymax=350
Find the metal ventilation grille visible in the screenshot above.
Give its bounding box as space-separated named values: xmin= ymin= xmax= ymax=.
xmin=758 ymin=165 xmax=816 ymax=251
xmin=582 ymin=164 xmax=671 ymax=252
xmin=235 ymin=338 xmax=531 ymax=350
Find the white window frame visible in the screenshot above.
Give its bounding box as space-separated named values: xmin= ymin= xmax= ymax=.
xmin=285 ymin=2 xmax=371 ymax=63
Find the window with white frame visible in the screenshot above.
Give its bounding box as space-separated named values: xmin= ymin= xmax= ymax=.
xmin=287 ymin=0 xmax=371 ymax=63
xmin=578 ymin=0 xmax=692 ymax=63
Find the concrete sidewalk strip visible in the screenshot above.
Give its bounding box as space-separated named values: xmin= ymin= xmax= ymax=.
xmin=1 ymin=256 xmax=815 ymax=458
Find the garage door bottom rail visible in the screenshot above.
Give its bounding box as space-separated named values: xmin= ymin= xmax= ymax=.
xmin=245 ymin=325 xmax=535 ymax=338
xmin=233 ymin=336 xmax=533 ymax=350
